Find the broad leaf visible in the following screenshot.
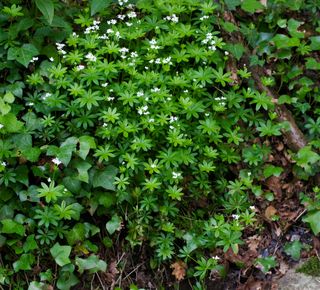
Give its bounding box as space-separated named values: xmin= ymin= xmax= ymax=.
xmin=92 ymin=166 xmax=118 ymax=191
xmin=35 ymin=0 xmax=54 ymax=24
xmin=1 ymin=219 xmax=25 ymax=236
xmin=90 ymin=0 xmax=111 ymax=16
xmin=75 ymin=255 xmax=107 ymax=274
xmin=106 ymin=215 xmax=122 ymax=235
xmin=50 ymin=243 xmax=72 ymax=267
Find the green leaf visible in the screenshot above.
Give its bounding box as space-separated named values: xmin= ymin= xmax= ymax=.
xmin=255 ymin=256 xmax=277 ymax=273
xmin=306 ymin=58 xmax=320 ymax=70
xmin=75 ymin=255 xmax=107 ymax=274
xmin=90 ymin=0 xmax=111 ymax=16
xmin=303 ymin=211 xmax=320 ymax=235
xmin=92 ymin=166 xmax=118 ymax=191
xmin=263 ymin=165 xmax=283 ymax=178
xmin=57 ymin=265 xmax=79 ymax=290
xmin=3 ymin=92 xmax=15 ymax=103
xmin=241 ymin=0 xmax=264 ymax=13
xmin=13 ymin=253 xmax=35 ymax=271
xmin=35 ymin=0 xmax=54 ymax=24
xmin=0 ymin=113 xmax=23 ymax=133
xmin=1 ymin=219 xmax=25 ymax=236
xmin=287 ymin=19 xmax=304 ymax=38
xmin=66 ymin=223 xmax=86 ymax=245
xmin=22 ymin=147 xmax=41 ymax=162
xmin=224 ymin=0 xmax=241 ymax=10
xmin=106 ymin=215 xmax=122 ymax=235
xmin=0 ymin=98 xmax=11 ymax=115
xmin=75 ymin=161 xmax=91 ymax=183
xmin=310 ymin=36 xmax=320 ymax=51
xmin=295 ymin=146 xmax=320 ymax=171
xmin=284 ymin=240 xmax=302 ymax=261
xmin=17 ymin=44 xmax=39 ymax=67
xmin=28 ymin=281 xmax=48 ymax=290
xmin=272 ymin=34 xmax=300 ymax=49
xmin=225 ymin=43 xmax=245 ymax=60
xmin=50 ymin=243 xmax=72 ymax=267
xmin=23 ymin=235 xmax=38 ymax=252
xmin=78 ymin=136 xmax=96 ymax=160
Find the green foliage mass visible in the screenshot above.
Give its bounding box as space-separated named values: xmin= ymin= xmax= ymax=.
xmin=0 ymin=0 xmax=320 ymax=288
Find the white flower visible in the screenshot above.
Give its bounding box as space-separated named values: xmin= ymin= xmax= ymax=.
xmin=0 ymin=123 xmax=4 ymax=129
xmin=148 ymin=118 xmax=155 ymax=123
xmin=107 ymin=19 xmax=117 ymax=25
xmin=119 ymin=47 xmax=129 ymax=54
xmin=209 ymin=45 xmax=216 ymax=51
xmin=102 ymin=123 xmax=108 ymax=127
xmin=85 ymin=52 xmax=97 ymax=62
xmin=115 ymin=31 xmax=121 ymax=38
xmin=137 ymin=91 xmax=144 ymax=97
xmin=117 ymin=14 xmax=125 ymax=20
xmin=72 ymin=32 xmax=79 ymax=37
xmin=131 ymin=51 xmax=138 ymax=58
xmin=76 ymin=65 xmax=85 ymax=71
xmin=48 ymin=177 xmax=52 ymax=182
xmin=98 ymin=34 xmax=108 ymax=40
xmin=1 ymin=161 xmax=6 ymax=166
xmin=169 ymin=116 xmax=178 ymax=123
xmin=232 ymin=214 xmax=240 ymax=220
xmin=249 ymin=206 xmax=256 ymax=211
xmin=102 ymin=82 xmax=109 ymax=87
xmin=149 ymin=39 xmax=157 ymax=45
xmin=52 ymin=158 xmax=62 ymax=165
xmin=41 ymin=93 xmax=52 ymax=100
xmin=164 ymin=14 xmax=179 ymax=23
xmin=93 ymin=20 xmax=100 ymax=26
xmin=126 ymin=22 xmax=133 ymax=26
xmin=127 ymin=11 xmax=137 ymax=18
xmin=150 ymin=163 xmax=157 ymax=168
xmin=225 ymin=51 xmax=229 ymax=56
xmin=151 ymin=87 xmax=160 ymax=93
xmin=49 ymin=57 xmax=54 ymax=62
xmin=145 ymin=66 xmax=149 ymax=70
xmin=200 ymin=15 xmax=209 ymax=21
xmin=106 ymin=29 xmax=114 ymax=34
xmin=172 ymin=172 xmax=181 ymax=179
xmin=212 ymin=255 xmax=220 ymax=260
xmin=108 ymin=97 xmax=115 ymax=101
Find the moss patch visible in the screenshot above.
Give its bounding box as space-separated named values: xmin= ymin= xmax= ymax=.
xmin=297 ymin=257 xmax=320 ymax=276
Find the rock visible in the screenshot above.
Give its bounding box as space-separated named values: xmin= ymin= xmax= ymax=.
xmin=278 ymin=260 xmax=320 ymax=290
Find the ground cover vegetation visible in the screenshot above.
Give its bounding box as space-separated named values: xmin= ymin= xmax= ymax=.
xmin=0 ymin=0 xmax=320 ymax=289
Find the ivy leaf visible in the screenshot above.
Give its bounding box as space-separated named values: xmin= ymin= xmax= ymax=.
xmin=50 ymin=243 xmax=72 ymax=267
xmin=74 ymin=161 xmax=92 ymax=183
xmin=75 ymin=255 xmax=107 ymax=274
xmin=295 ymin=146 xmax=320 ymax=171
xmin=306 ymin=58 xmax=320 ymax=70
xmin=23 ymin=235 xmax=38 ymax=252
xmin=35 ymin=0 xmax=55 ymax=24
xmin=0 ymin=113 xmax=23 ymax=133
xmin=263 ymin=165 xmax=283 ymax=178
xmin=272 ymin=34 xmax=300 ymax=49
xmin=1 ymin=219 xmax=25 ymax=236
xmin=284 ymin=240 xmax=302 ymax=261
xmin=57 ymin=264 xmax=80 ymax=290
xmin=66 ymin=223 xmax=86 ymax=245
xmin=225 ymin=43 xmax=245 ymax=60
xmin=310 ymin=36 xmax=320 ymax=51
xmin=106 ymin=215 xmax=122 ymax=235
xmin=78 ymin=136 xmax=96 ymax=160
xmin=224 ymin=0 xmax=241 ymax=10
xmin=255 ymin=256 xmax=277 ymax=273
xmin=90 ymin=0 xmax=111 ymax=16
xmin=241 ymin=0 xmax=264 ymax=13
xmin=287 ymin=19 xmax=304 ymax=38
xmin=13 ymin=253 xmax=35 ymax=272
xmin=92 ymin=166 xmax=118 ymax=191
xmin=303 ymin=211 xmax=320 ymax=235
xmin=17 ymin=44 xmax=39 ymax=67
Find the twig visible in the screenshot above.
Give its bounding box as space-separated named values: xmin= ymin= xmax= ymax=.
xmin=95 ymin=273 xmax=106 ymax=290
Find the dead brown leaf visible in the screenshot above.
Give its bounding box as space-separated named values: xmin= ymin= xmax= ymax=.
xmin=265 ymin=176 xmax=282 ymax=199
xmin=247 ymin=235 xmax=262 ymax=253
xmin=265 ymin=205 xmax=277 ymax=221
xmin=171 ymin=260 xmax=187 ymax=281
xmin=278 ymin=261 xmax=289 ymax=275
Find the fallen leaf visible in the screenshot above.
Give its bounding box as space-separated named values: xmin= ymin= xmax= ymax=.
xmin=265 ymin=205 xmax=277 ymax=221
xmin=247 ymin=235 xmax=261 ymax=253
xmin=279 ymin=261 xmax=289 ymax=275
xmin=171 ymin=260 xmax=187 ymax=281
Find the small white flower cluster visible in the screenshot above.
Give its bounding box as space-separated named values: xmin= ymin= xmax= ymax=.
xmin=212 ymin=255 xmax=220 ymax=260
xmin=164 ymin=14 xmax=179 ymax=23
xmin=249 ymin=206 xmax=256 ymax=211
xmin=127 ymin=11 xmax=137 ymax=18
xmin=137 ymin=105 xmax=149 ymax=115
xmin=119 ymin=47 xmax=129 ymax=59
xmin=118 ymin=0 xmax=128 ymax=6
xmin=0 ymin=123 xmax=4 ymax=129
xmin=76 ymin=64 xmax=85 ymax=71
xmin=52 ymin=157 xmax=62 ymax=166
xmin=56 ymin=42 xmax=66 ymax=55
xmin=149 ymin=56 xmax=173 ymax=65
xmin=148 ymin=118 xmax=155 ymax=123
xmin=30 ymin=56 xmax=39 ymax=63
xmin=107 ymin=19 xmax=117 ymax=25
xmin=172 ymin=172 xmax=182 ymax=179
xmin=1 ymin=161 xmax=6 ymax=167
xmin=214 ymin=96 xmax=227 ymax=106
xmin=232 ymin=214 xmax=240 ymax=220
xmin=201 ymin=33 xmax=217 ymax=51
xmin=85 ymin=20 xmax=100 ymax=34
xmin=98 ymin=34 xmax=108 ymax=40
xmin=107 ymin=96 xmax=115 ymax=101
xmin=137 ymin=91 xmax=144 ymax=97
xmin=200 ymin=15 xmax=210 ymax=21
xmin=169 ymin=116 xmax=178 ymax=123
xmin=49 ymin=57 xmax=54 ymax=62
xmin=85 ymin=52 xmax=97 ymax=62
xmin=101 ymin=82 xmax=109 ymax=88
xmin=41 ymin=93 xmax=52 ymax=100
xmin=149 ymin=39 xmax=161 ymax=50
xmin=151 ymin=87 xmax=160 ymax=93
